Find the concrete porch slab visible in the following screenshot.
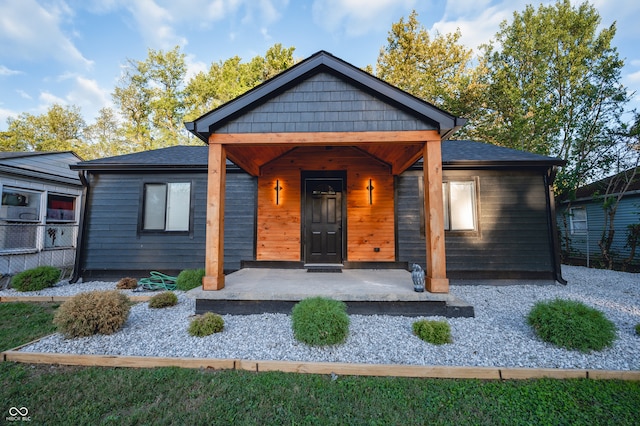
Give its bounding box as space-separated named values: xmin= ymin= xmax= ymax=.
xmin=189 ymin=269 xmax=474 ymax=317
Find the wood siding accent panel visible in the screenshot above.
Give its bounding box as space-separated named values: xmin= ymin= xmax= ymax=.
xmin=81 ymin=171 xmax=255 ymax=276
xmin=257 ymin=147 xmax=395 ymax=262
xmin=397 ymin=169 xmax=554 ymax=274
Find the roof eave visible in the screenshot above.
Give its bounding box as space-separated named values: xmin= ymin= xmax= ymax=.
xmin=185 ymin=51 xmax=462 ymax=142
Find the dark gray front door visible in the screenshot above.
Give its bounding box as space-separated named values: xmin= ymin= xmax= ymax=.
xmin=304 ymin=179 xmax=343 ymax=264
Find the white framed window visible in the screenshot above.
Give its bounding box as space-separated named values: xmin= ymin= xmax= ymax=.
xmin=143 ymin=182 xmax=191 ymax=232
xmin=443 ymin=181 xmax=477 ymax=231
xmin=0 ymin=187 xmax=42 ymax=251
xmin=569 ymin=207 xmax=588 ymax=234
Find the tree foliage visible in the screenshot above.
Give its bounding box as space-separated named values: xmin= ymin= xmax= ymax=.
xmin=113 ymin=46 xmax=187 ymax=150
xmin=0 ymin=104 xmax=87 ymax=155
xmin=184 ymin=44 xmax=296 ymax=121
xmin=479 ymin=0 xmax=629 ymax=199
xmin=375 ymin=11 xmax=486 ymax=137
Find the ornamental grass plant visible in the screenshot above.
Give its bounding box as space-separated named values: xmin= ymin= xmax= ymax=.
xmin=176 ymin=268 xmax=205 ymax=291
xmin=291 ymin=297 xmax=350 ymax=346
xmin=412 ymin=319 xmax=452 ymax=345
xmin=527 ymin=298 xmax=616 ymax=352
xmin=188 ymin=312 xmax=224 ymax=337
xmin=116 ymin=277 xmax=138 ymax=290
xmin=53 ymin=290 xmax=131 ymax=338
xmin=11 ymin=266 xmax=61 ymax=292
xmin=148 ymin=291 xmax=178 ymax=308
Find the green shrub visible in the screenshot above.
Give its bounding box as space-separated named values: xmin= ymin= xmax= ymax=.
xmin=11 ymin=266 xmax=61 ymax=292
xmin=188 ymin=312 xmax=224 ymax=337
xmin=291 ymin=297 xmax=350 ymax=346
xmin=176 ymin=268 xmax=205 ymax=291
xmin=527 ymin=298 xmax=616 ymax=352
xmin=53 ymin=290 xmax=131 ymax=338
xmin=635 ymin=323 xmax=640 ymax=336
xmin=149 ymin=291 xmax=178 ymax=308
xmin=412 ymin=319 xmax=452 ymax=345
xmin=116 ymin=277 xmax=138 ymax=290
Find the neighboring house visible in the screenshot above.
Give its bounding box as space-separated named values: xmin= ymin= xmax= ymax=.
xmin=70 ymin=51 xmax=565 ymax=289
xmin=0 ymin=151 xmax=83 ymax=277
xmin=558 ymin=167 xmax=640 ymax=269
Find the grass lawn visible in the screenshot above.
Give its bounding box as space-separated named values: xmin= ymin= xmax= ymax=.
xmin=1 ymin=302 xmax=639 ymax=425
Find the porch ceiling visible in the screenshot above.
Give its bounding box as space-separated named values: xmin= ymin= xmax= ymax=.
xmin=214 ymin=130 xmax=437 ymax=176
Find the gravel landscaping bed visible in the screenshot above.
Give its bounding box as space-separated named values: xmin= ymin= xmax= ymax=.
xmin=4 ymin=265 xmax=639 ymax=370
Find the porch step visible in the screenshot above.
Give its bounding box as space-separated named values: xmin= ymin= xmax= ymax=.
xmin=195 ymin=299 xmax=473 ymax=317
xmin=305 ymin=264 xmax=343 ymax=273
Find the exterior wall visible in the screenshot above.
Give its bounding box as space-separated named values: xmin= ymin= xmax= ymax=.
xmin=397 ymin=169 xmax=555 ymax=278
xmin=80 ymin=171 xmax=255 ymax=278
xmin=215 ymin=72 xmax=438 ymax=134
xmin=258 ymin=146 xmax=395 ymax=262
xmin=558 ymin=195 xmax=640 ymax=268
xmin=0 ymin=173 xmax=81 ymax=276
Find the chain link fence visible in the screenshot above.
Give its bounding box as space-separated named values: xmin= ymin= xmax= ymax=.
xmin=0 ymin=224 xmax=77 ymax=279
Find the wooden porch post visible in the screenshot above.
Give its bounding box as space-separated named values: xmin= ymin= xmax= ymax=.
xmin=423 ymin=141 xmax=449 ymax=293
xmin=202 ymin=142 xmax=226 ymax=290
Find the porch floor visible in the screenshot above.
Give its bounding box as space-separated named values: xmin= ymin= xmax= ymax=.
xmin=189 ymin=268 xmax=474 ymax=317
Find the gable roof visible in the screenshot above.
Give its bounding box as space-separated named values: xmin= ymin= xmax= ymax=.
xmin=0 ymin=151 xmax=83 ymax=185
xmin=72 ymin=140 xmax=563 ymax=172
xmin=573 ymin=166 xmax=640 ymax=200
xmin=185 ymin=50 xmax=466 ymax=142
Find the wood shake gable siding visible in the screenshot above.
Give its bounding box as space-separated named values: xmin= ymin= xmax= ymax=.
xmin=214 ymin=72 xmax=438 ymax=134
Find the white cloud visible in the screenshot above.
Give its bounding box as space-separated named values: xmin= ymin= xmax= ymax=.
xmin=627 ymin=70 xmax=640 ymax=84
xmin=119 ymin=0 xmax=287 ymax=48
xmin=39 ymin=91 xmax=67 ymax=108
xmin=16 ymin=90 xmax=32 ymax=100
xmin=312 ymin=0 xmax=416 ymax=37
xmin=185 ymin=54 xmax=208 ymax=81
xmin=0 ymin=107 xmax=17 ymax=127
xmin=0 ymin=65 xmax=21 ymax=76
xmin=66 ymin=76 xmax=112 ymax=120
xmin=0 ymin=0 xmax=93 ymax=68
xmin=431 ymin=0 xmax=529 ymax=52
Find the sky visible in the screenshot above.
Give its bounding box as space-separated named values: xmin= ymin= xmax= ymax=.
xmin=1 ymin=0 xmax=639 ymax=132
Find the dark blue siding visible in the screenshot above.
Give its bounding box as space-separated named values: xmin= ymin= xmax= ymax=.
xmin=216 ymin=73 xmax=437 ymax=134
xmin=81 ymin=171 xmax=255 ymax=277
xmin=397 ymin=169 xmax=555 ymax=278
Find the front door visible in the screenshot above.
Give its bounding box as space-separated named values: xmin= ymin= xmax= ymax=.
xmin=304 ymin=178 xmax=343 ymax=264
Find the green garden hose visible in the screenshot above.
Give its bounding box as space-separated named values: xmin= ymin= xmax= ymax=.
xmin=137 ymin=271 xmax=178 ymax=291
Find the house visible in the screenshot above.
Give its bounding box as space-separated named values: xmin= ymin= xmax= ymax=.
xmin=0 ymin=151 xmax=83 ymax=277
xmin=558 ymin=167 xmax=640 ymax=269
xmin=70 ymin=51 xmax=566 ymax=289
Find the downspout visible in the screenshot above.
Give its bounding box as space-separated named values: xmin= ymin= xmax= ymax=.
xmin=544 ymin=166 xmax=567 ymax=284
xmin=70 ymin=170 xmax=89 ymax=283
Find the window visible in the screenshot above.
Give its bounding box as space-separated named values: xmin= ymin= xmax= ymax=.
xmin=0 ymin=187 xmax=41 ymax=251
xmin=443 ymin=181 xmax=477 ymax=231
xmin=569 ymin=207 xmax=587 ymax=234
xmin=419 ymin=178 xmax=478 ymax=236
xmin=143 ymin=182 xmax=191 ymax=232
xmin=46 ymin=194 xmax=76 ymax=222
xmin=0 ymin=187 xmax=41 ymax=222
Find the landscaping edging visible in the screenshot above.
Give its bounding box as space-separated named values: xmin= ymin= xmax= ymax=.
xmin=2 ymin=348 xmax=639 ymax=381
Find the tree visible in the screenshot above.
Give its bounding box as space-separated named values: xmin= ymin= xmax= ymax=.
xmin=0 ymin=104 xmax=87 ymax=154
xmin=480 ymin=0 xmax=629 ymax=200
xmin=597 ymin=113 xmax=640 ymax=269
xmin=113 ymin=46 xmax=188 ymax=151
xmin=184 ymin=44 xmax=296 ymax=122
xmin=375 ymin=11 xmax=486 ymax=137
xmin=84 ymin=107 xmax=135 ymax=159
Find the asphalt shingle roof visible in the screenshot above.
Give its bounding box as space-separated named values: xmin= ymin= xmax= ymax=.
xmin=72 ymin=140 xmax=564 ymax=171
